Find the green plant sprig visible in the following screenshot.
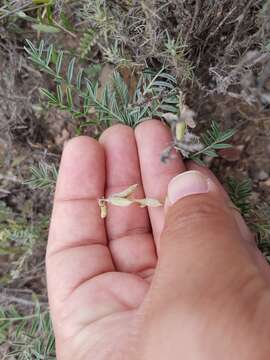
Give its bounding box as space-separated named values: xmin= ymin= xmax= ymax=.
xmin=226 ymin=177 xmax=270 ymax=263
xmin=0 ymin=305 xmax=55 ymax=359
xmin=24 ymin=40 xmax=179 ymax=128
xmin=24 ymin=162 xmax=58 ymax=189
xmin=226 ymin=177 xmax=253 ymax=215
xmin=98 ymin=184 xmax=163 ymax=219
xmin=190 ymin=121 xmax=236 ymax=164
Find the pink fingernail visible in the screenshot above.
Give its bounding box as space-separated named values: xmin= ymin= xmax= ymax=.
xmin=168 ymin=171 xmax=209 ymax=204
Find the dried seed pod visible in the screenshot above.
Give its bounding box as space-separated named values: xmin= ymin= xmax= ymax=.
xmin=179 ymin=105 xmax=196 ymax=128
xmin=175 ymin=121 xmax=186 ymax=142
xmin=110 ymin=184 xmax=138 ymax=198
xmin=100 ymin=204 xmax=107 ymax=218
xmin=98 ymin=199 xmax=107 ymax=219
xmin=107 ymin=197 xmax=134 ymax=206
xmin=136 ymin=198 xmax=163 ymax=208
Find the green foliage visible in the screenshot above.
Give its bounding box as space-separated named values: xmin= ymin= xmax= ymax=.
xmin=101 ymin=41 xmax=131 ymax=66
xmin=226 ymin=178 xmax=270 ymax=263
xmin=25 ymin=162 xmax=58 ymax=190
xmin=164 ymin=30 xmax=187 ymax=58
xmin=226 ymin=178 xmax=253 ymax=215
xmin=32 ymin=23 xmax=60 ymax=33
xmin=0 ymin=204 xmax=51 ymax=356
xmin=0 ymin=305 xmax=55 ymax=359
xmin=0 ymin=203 xmax=51 ymax=356
xmin=164 ymin=31 xmax=194 ymax=83
xmin=190 ymin=121 xmax=236 ymax=164
xmin=0 ymin=203 xmax=49 ymax=282
xmin=0 ymin=0 xmax=74 ymax=38
xmin=79 ymin=0 xmax=116 ymax=43
xmin=24 ymin=40 xmax=179 ymax=128
xmin=252 ymin=220 xmax=270 ymax=264
xmin=79 ymin=28 xmax=97 ymax=59
xmin=78 ymin=0 xmax=115 ymax=59
xmin=0 ymin=201 xmax=12 ymax=223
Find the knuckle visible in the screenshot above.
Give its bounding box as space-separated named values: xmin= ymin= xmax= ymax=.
xmin=101 ymin=123 xmax=131 ymax=139
xmin=163 ymin=195 xmax=230 ymax=238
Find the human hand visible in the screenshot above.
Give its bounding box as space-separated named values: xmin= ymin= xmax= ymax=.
xmin=47 ymin=120 xmax=270 ymax=360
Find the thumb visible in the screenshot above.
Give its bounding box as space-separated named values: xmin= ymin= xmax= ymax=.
xmin=152 ymin=170 xmax=261 ymax=302
xmin=138 ymin=170 xmax=270 ymax=360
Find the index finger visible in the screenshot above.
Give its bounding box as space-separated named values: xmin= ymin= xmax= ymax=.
xmin=47 ymin=137 xmax=115 ymax=309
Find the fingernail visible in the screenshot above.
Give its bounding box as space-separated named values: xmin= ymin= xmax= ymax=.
xmin=168 ymin=170 xmax=209 ymax=205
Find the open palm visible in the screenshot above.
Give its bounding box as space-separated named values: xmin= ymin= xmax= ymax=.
xmin=47 ymin=120 xmax=185 ymax=359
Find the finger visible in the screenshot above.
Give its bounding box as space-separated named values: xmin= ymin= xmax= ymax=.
xmin=99 ymin=125 xmax=156 ymax=277
xmin=47 ymin=136 xmax=115 ymax=310
xmin=139 ymin=171 xmax=270 ymax=359
xmin=186 ymin=161 xmax=253 ymax=242
xmin=186 ymin=161 xmax=270 ymax=282
xmin=149 ymin=170 xmax=267 ymax=305
xmin=186 ymin=160 xmax=229 ymax=199
xmin=135 ymin=120 xmax=185 ymax=243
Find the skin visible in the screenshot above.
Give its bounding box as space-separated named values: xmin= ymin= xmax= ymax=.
xmin=47 ymin=120 xmax=270 ymax=360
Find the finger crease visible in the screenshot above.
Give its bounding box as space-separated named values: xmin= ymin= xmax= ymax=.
xmin=108 ymin=227 xmax=151 ymax=242
xmin=47 ymin=241 xmax=108 ymax=259
xmin=63 ymin=267 xmax=114 ymax=304
xmin=55 ymin=196 xmax=99 ymax=204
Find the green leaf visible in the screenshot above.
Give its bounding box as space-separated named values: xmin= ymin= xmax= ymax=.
xmin=226 ymin=177 xmax=252 ymax=215
xmin=76 ymin=69 xmax=84 ymax=90
xmin=32 ymin=23 xmax=60 ymax=33
xmin=24 ymin=39 xmax=36 ymax=52
xmin=217 ymin=129 xmax=236 ymax=142
xmin=17 ymin=11 xmax=37 ymax=22
xmin=112 ymin=72 xmax=130 ymax=108
xmin=46 ymin=44 xmax=53 ymax=66
xmin=79 ymin=120 xmax=98 ymax=129
xmin=55 ymin=51 xmax=64 ymax=76
xmin=67 ymin=58 xmax=76 ymax=84
xmin=190 ymin=156 xmax=205 ymax=166
xmin=211 ymin=143 xmax=233 ymax=149
xmin=202 ymin=148 xmax=218 ymax=157
xmin=83 ymin=93 xmax=91 ymax=114
xmin=25 ymin=162 xmax=58 ymax=189
xmin=39 ymin=88 xmax=58 ymax=104
xmin=159 ymin=104 xmax=178 ymax=113
xmin=32 ymin=0 xmax=52 ymax=4
xmin=56 ymin=85 xmax=63 ymax=104
xmin=152 ymin=80 xmax=175 ymax=90
xmin=158 ymin=72 xmax=177 ymax=83
xmin=38 ymin=40 xmax=44 ymax=57
xmin=66 ymin=87 xmax=73 ymax=109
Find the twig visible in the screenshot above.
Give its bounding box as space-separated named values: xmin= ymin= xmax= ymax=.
xmin=0 ymin=94 xmax=29 ymax=102
xmin=226 ymin=0 xmax=254 ymax=50
xmin=0 ymin=3 xmax=47 ymax=20
xmin=0 ymin=293 xmax=47 ymax=308
xmin=185 ymin=0 xmax=201 ymax=44
xmin=52 ymin=19 xmax=77 ymax=38
xmin=202 ymin=6 xmax=237 ymax=53
xmin=0 ymin=174 xmax=21 ymax=184
xmin=0 ymin=188 xmax=10 ymax=195
xmin=0 ymin=310 xmax=48 ymax=322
